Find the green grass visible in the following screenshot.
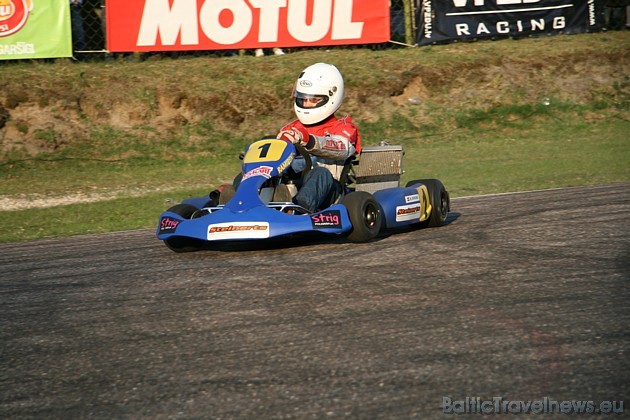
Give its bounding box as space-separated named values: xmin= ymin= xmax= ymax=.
xmin=1 ymin=32 xmax=628 ymax=243
xmin=2 ymin=191 xmax=208 ymax=243
xmin=4 ymin=109 xmax=627 ymax=243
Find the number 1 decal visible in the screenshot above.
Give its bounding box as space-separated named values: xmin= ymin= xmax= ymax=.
xmin=242 ymin=139 xmax=287 ymax=163
xmin=257 ymin=142 xmax=271 ymax=158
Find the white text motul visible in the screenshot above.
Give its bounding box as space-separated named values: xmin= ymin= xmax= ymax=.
xmin=137 ymin=0 xmax=364 ymax=46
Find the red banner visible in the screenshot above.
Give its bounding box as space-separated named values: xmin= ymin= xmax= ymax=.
xmin=106 ymin=0 xmax=390 ymax=52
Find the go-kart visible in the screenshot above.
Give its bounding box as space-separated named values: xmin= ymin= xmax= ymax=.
xmin=156 ymin=138 xmax=450 ymax=252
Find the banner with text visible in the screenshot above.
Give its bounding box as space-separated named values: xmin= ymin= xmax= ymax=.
xmin=0 ymin=0 xmax=72 ymax=60
xmin=106 ymin=0 xmax=390 ymax=52
xmin=417 ymin=0 xmax=605 ymax=46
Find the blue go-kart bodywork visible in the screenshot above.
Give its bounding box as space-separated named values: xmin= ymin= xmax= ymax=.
xmin=156 ymin=139 xmax=450 ymax=252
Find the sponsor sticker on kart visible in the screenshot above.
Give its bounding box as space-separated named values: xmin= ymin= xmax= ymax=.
xmin=159 ymin=216 xmax=180 ymax=234
xmin=405 ymin=194 xmax=420 ymax=203
xmin=207 ymin=222 xmax=270 ymax=240
xmin=310 ymin=210 xmax=342 ymax=229
xmin=242 ymin=166 xmax=273 ymax=181
xmin=395 ymin=203 xmax=421 ymax=222
xmin=277 ymin=155 xmax=293 ymax=173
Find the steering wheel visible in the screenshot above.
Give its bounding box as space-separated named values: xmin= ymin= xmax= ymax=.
xmin=293 ymin=143 xmax=313 ymax=180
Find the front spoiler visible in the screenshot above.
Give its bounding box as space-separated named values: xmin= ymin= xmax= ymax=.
xmin=156 ymin=204 xmax=352 ymax=242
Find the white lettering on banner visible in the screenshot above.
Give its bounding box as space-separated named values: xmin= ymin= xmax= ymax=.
xmin=447 ymin=4 xmax=573 ymax=16
xmin=287 ymin=0 xmax=331 ymax=42
xmin=138 ymin=0 xmax=199 ymax=46
xmin=199 ymin=0 xmax=252 ymax=44
xmin=587 ymin=0 xmax=596 ymax=26
xmin=284 ymin=0 xmax=363 ymax=42
xmin=249 ymin=0 xmax=285 ymax=42
xmin=455 ymin=16 xmax=565 ymax=35
xmin=423 ymin=1 xmax=433 ymax=39
xmin=137 ymin=0 xmax=364 ymax=47
xmin=0 ymin=42 xmax=35 ymax=55
xmin=331 ymin=0 xmax=363 ymax=40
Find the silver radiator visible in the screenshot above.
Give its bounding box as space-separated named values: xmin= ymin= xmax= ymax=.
xmin=355 ymin=145 xmax=404 ymax=193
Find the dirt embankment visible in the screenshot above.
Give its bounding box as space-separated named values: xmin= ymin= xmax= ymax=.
xmin=1 ymin=42 xmax=628 ymax=160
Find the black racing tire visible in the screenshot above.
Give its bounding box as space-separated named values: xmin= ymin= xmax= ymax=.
xmin=341 ymin=191 xmax=382 ymax=243
xmin=163 ymin=204 xmax=204 ymax=253
xmin=405 ymin=178 xmax=450 ymax=228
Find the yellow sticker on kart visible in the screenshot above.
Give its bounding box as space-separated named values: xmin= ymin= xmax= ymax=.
xmin=395 ymin=185 xmax=432 ymax=222
xmin=417 ymin=185 xmax=432 ymax=222
xmin=243 ymin=139 xmax=288 ymax=163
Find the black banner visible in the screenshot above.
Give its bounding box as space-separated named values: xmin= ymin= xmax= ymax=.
xmin=417 ymin=0 xmax=606 ymax=46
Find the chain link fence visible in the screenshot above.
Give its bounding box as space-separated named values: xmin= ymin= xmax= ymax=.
xmin=390 ymin=0 xmax=418 ymax=46
xmin=74 ymin=0 xmax=106 ymax=55
xmin=73 ymin=0 xmax=418 ymax=60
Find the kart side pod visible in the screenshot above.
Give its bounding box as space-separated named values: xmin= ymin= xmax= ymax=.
xmin=373 ymin=185 xmax=434 ymax=229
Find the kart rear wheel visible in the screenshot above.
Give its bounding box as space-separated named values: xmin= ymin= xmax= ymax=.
xmin=163 ymin=204 xmax=203 ymax=252
xmin=341 ymin=191 xmax=382 ymax=242
xmin=405 ymin=179 xmax=450 ymax=227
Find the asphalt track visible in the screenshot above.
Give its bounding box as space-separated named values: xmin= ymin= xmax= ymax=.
xmin=1 ymin=183 xmax=629 ymax=419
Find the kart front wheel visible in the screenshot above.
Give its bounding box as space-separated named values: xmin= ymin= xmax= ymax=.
xmin=405 ymin=178 xmax=450 ymax=227
xmin=341 ymin=191 xmax=382 ymax=243
xmin=163 ymin=204 xmax=203 ymax=253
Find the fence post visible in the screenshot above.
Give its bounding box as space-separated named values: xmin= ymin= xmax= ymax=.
xmin=402 ymin=0 xmax=416 ymax=46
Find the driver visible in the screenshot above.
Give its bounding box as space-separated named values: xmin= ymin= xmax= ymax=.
xmin=276 ymin=62 xmax=361 ymax=212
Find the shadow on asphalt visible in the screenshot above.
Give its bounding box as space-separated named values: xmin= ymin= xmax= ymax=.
xmin=185 ymin=211 xmax=464 ymax=253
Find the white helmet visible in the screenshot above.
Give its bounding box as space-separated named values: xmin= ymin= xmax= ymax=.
xmin=293 ymin=63 xmax=344 ymax=125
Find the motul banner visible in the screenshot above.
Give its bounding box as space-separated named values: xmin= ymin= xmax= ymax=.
xmin=417 ymin=0 xmax=605 ymax=46
xmin=0 ymin=0 xmax=72 ymax=60
xmin=106 ymin=0 xmax=390 ymax=52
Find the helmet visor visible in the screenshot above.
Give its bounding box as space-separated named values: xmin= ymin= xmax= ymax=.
xmin=294 ymin=91 xmax=329 ymax=109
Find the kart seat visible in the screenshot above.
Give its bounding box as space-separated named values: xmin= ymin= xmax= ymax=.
xmin=218 ymin=185 xmax=236 ymax=205
xmin=271 ymin=183 xmax=294 ymax=202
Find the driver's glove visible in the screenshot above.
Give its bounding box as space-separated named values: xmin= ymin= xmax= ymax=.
xmin=277 ymin=127 xmax=310 ymax=146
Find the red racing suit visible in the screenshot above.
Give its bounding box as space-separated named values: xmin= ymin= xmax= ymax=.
xmin=278 ymin=115 xmax=361 ymax=181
